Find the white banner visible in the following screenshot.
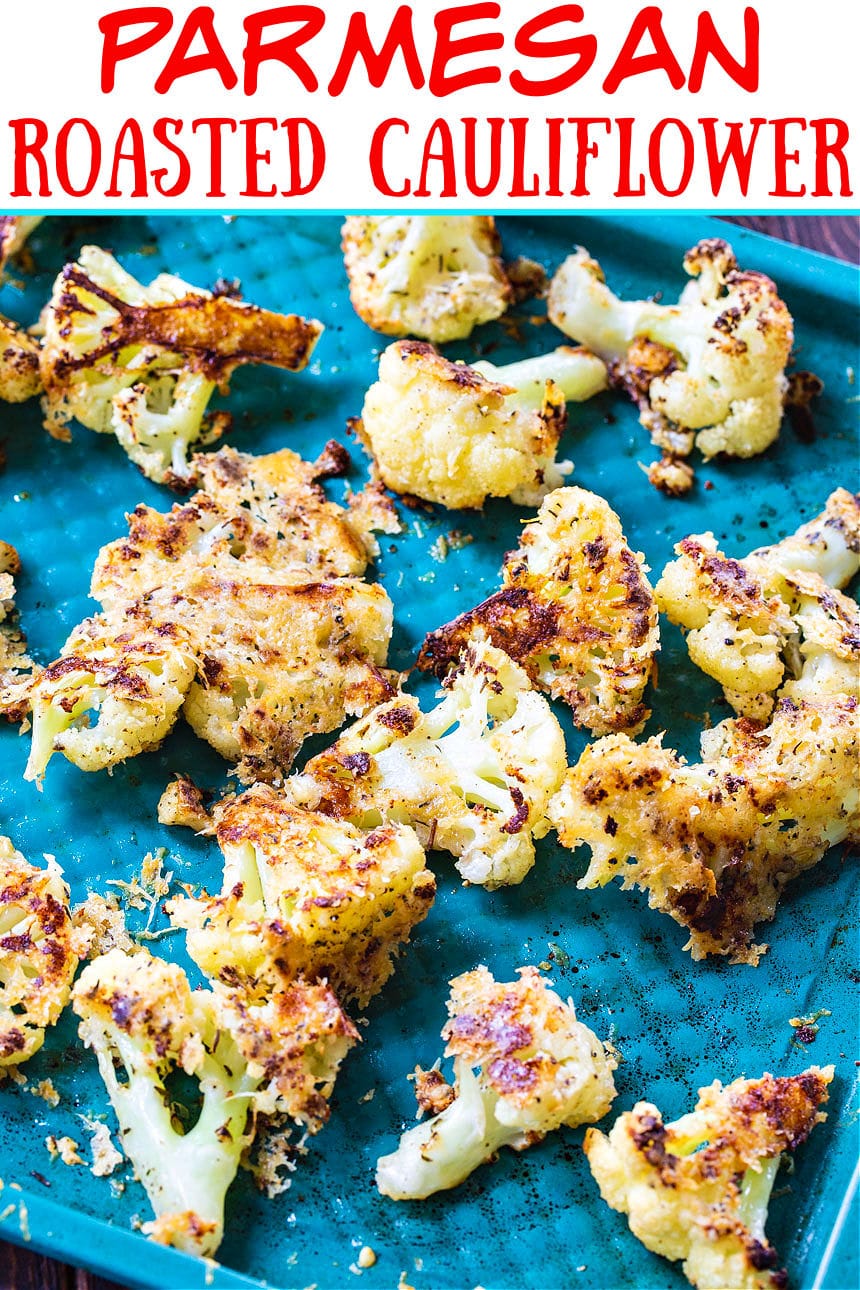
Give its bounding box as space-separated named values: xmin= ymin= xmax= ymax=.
xmin=1 ymin=0 xmax=856 ymax=209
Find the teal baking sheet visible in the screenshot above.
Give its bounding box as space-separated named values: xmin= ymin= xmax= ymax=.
xmin=0 ymin=215 xmax=857 ymax=1290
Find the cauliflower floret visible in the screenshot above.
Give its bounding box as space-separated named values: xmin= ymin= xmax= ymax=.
xmin=548 ymin=239 xmax=794 ymax=474
xmin=292 ymin=636 xmax=567 ymax=889
xmin=39 ymin=246 xmax=323 ymax=484
xmin=584 ymin=1067 xmax=833 ymax=1290
xmin=656 ymin=490 xmax=860 ymax=718
xmin=72 ymin=946 xmax=356 ymax=1258
xmin=360 ymin=339 xmax=606 ymax=510
xmin=342 ymin=215 xmax=511 ymax=342
xmin=0 ymin=836 xmax=80 ymax=1066
xmin=0 ymin=315 xmax=42 ymax=403
xmin=419 ymin=486 xmax=659 ymax=734
xmin=24 ymin=445 xmax=397 ymax=785
xmin=25 ymin=612 xmax=197 ymax=785
xmin=168 ymin=783 xmax=435 ymax=1008
xmin=0 ymin=215 xmax=43 ymax=274
xmin=550 ymin=695 xmax=859 ymax=964
xmin=376 ymin=964 xmax=616 ymax=1199
xmin=0 ymin=541 xmax=39 ymax=721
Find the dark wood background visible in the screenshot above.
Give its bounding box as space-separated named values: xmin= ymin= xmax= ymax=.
xmin=1 ymin=213 xmax=856 ymax=1290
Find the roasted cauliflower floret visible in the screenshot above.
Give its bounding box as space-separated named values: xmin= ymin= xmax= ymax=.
xmin=585 ymin=1067 xmax=833 ymax=1290
xmin=420 ymin=486 xmax=659 ymax=734
xmin=39 ymin=246 xmax=322 ymax=484
xmin=0 ymin=215 xmax=43 ymax=274
xmin=292 ymin=637 xmax=567 ymax=889
xmin=0 ymin=541 xmax=39 ymax=721
xmin=0 ymin=314 xmax=42 ymax=403
xmin=168 ymin=783 xmax=435 ymax=1009
xmin=25 ymin=612 xmax=197 ymax=785
xmin=0 ymin=836 xmax=80 ymax=1066
xmin=548 ymin=239 xmax=794 ymax=473
xmin=24 ymin=445 xmax=397 ymax=785
xmin=73 ymin=946 xmax=356 ymax=1258
xmin=656 ymin=490 xmax=860 ymax=718
xmin=376 ymin=965 xmax=616 ymax=1199
xmin=360 ymin=339 xmax=606 ymax=510
xmin=342 ymin=215 xmax=511 ymax=342
xmin=550 ymin=695 xmax=859 ymax=964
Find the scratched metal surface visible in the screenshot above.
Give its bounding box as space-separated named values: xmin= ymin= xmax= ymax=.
xmin=0 ymin=215 xmax=857 ymax=1290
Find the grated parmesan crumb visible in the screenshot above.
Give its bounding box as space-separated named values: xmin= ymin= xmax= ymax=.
xmin=28 ymin=1078 xmax=60 ymax=1108
xmin=357 ymin=1247 xmax=376 ymax=1269
xmin=80 ymin=1116 xmax=124 ymax=1177
xmin=46 ymin=1135 xmax=84 ymax=1167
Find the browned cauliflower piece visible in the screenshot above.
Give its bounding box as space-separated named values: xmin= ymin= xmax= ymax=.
xmin=0 ymin=314 xmax=42 ymax=403
xmin=656 ymin=490 xmax=860 ymax=719
xmin=0 ymin=216 xmax=43 ymax=274
xmin=376 ymin=964 xmax=617 ymax=1198
xmin=359 ymin=339 xmax=607 ymax=510
xmin=548 ymin=239 xmax=795 ymax=483
xmin=342 ymin=215 xmax=511 ymax=342
xmin=549 ymin=695 xmax=859 ymax=964
xmin=1 ymin=835 xmax=81 ymax=1066
xmin=24 ymin=445 xmax=397 ymax=785
xmin=0 ymin=541 xmax=39 ymax=720
xmin=419 ymin=486 xmax=659 ymax=734
xmin=73 ymin=945 xmax=356 ymax=1258
xmin=39 ymin=246 xmax=323 ymax=484
xmin=168 ymin=782 xmax=435 ymax=1009
xmin=585 ymin=1067 xmax=834 ymax=1290
xmin=291 ymin=636 xmax=567 ymax=889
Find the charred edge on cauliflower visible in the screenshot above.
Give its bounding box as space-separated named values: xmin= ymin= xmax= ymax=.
xmin=376 ymin=964 xmax=616 ymax=1199
xmin=550 ymin=695 xmax=859 ymax=964
xmin=169 ymin=782 xmax=435 ymax=1008
xmin=1 ymin=836 xmax=80 ymax=1065
xmin=0 ymin=316 xmax=42 ymax=404
xmin=0 ymin=541 xmax=39 ymax=720
xmin=419 ymin=486 xmax=658 ymax=735
xmin=584 ymin=1067 xmax=833 ymax=1290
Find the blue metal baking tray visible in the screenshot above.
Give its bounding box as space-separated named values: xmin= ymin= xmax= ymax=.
xmin=0 ymin=214 xmax=857 ymax=1290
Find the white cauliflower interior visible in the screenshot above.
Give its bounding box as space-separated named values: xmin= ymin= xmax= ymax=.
xmin=656 ymin=489 xmax=860 ymax=719
xmin=420 ymin=485 xmax=658 ymax=734
xmin=342 ymin=215 xmax=511 ymax=342
xmin=39 ymin=246 xmax=322 ymax=483
xmin=585 ymin=1067 xmax=833 ymax=1290
xmin=292 ymin=636 xmax=567 ymax=888
xmin=73 ymin=946 xmax=356 ymax=1257
xmin=548 ymin=238 xmax=794 ymax=474
xmin=360 ymin=340 xmax=606 ymax=509
xmin=377 ymin=964 xmax=616 ymax=1199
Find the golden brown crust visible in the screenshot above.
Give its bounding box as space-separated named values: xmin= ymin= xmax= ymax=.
xmin=0 ymin=542 xmax=39 ymax=720
xmin=0 ymin=316 xmax=42 ymax=403
xmin=420 ymin=487 xmax=658 ymax=735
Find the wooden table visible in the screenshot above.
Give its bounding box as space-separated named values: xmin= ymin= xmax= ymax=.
xmin=1 ymin=212 xmax=856 ymax=1290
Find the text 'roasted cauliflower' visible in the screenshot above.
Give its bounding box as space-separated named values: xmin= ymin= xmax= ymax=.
xmin=1 ymin=835 xmax=81 ymax=1066
xmin=656 ymin=489 xmax=860 ymax=720
xmin=342 ymin=215 xmax=511 ymax=343
xmin=291 ymin=636 xmax=567 ymax=889
xmin=25 ymin=445 xmax=397 ymax=786
xmin=548 ymin=239 xmax=794 ymax=487
xmin=73 ymin=946 xmax=357 ymax=1258
xmin=420 ymin=486 xmax=658 ymax=734
xmin=377 ymin=964 xmax=616 ymax=1199
xmin=168 ymin=782 xmax=435 ymax=1009
xmin=550 ymin=695 xmax=859 ymax=964
xmin=585 ymin=1067 xmax=833 ymax=1290
xmin=360 ymin=339 xmax=606 ymax=510
xmin=39 ymin=246 xmax=323 ymax=484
